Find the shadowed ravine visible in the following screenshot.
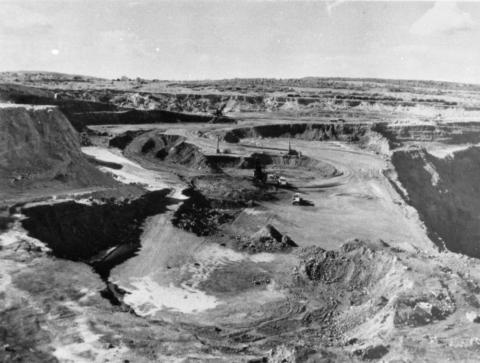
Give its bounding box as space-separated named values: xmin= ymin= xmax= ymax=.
xmin=20 ymin=189 xmax=178 ymax=281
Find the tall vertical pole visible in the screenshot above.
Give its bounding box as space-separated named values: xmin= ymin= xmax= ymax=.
xmin=289 ymin=123 xmax=292 ymax=154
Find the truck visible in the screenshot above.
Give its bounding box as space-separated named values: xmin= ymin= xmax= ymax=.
xmin=292 ymin=193 xmax=301 ymax=205
xmin=292 ymin=192 xmax=313 ymax=206
xmin=278 ymin=176 xmax=288 ymax=186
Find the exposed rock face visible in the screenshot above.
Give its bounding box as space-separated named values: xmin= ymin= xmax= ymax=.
xmin=84 ymin=90 xmax=465 ymax=116
xmin=239 ymin=224 xmax=297 ymax=253
xmin=373 ymin=122 xmax=480 ymax=147
xmin=171 ymin=188 xmax=234 ymax=236
xmin=67 ymin=109 xmax=232 ymax=130
xmin=300 ymin=240 xmax=398 ymax=286
xmin=223 ymin=123 xmax=369 ymax=143
xmin=353 ymin=344 xmax=389 ymax=360
xmin=392 ymin=147 xmax=480 ymax=258
xmin=125 ymin=131 xmax=219 ymax=172
xmin=108 ymin=130 xmax=146 ymax=150
xmin=0 ymin=104 xmax=115 ymax=201
xmin=0 ymin=84 xmax=235 ymax=132
xmin=0 ymin=83 xmax=118 ymax=130
xmin=21 ymin=189 xmax=173 ymax=277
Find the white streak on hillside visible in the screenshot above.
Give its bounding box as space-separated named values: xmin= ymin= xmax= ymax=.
xmin=82 ymin=146 xmax=186 ymax=199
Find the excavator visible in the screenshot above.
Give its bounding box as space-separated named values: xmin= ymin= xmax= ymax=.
xmin=213 ymin=103 xmax=227 ymax=117
xmin=292 ymin=192 xmax=313 ymax=206
xmin=210 ymin=103 xmax=229 ymax=124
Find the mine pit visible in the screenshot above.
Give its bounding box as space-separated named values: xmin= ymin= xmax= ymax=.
xmin=5 ymin=75 xmax=480 ymax=362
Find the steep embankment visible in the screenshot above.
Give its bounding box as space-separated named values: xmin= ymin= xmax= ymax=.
xmin=0 ymin=84 xmax=235 ymax=132
xmin=0 ymin=83 xmax=118 ymax=130
xmin=68 ymin=109 xmax=233 ymax=130
xmin=124 ymin=131 xmax=219 ymax=172
xmin=81 ymin=90 xmax=464 ymax=116
xmin=373 ymin=122 xmax=480 ymax=147
xmin=223 ymin=122 xmax=480 ymax=148
xmin=392 ymin=147 xmax=480 ymax=258
xmin=222 ymin=122 xmax=369 ymax=143
xmin=0 ymin=104 xmax=115 ymax=201
xmin=21 ymin=189 xmax=173 ymax=278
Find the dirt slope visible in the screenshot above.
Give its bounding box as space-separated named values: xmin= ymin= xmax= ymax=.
xmin=392 ymin=146 xmax=480 ymax=258
xmin=124 ymin=130 xmax=219 ymax=172
xmin=0 ymin=104 xmax=115 ymax=201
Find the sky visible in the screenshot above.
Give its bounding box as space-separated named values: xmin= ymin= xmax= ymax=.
xmin=1 ymin=0 xmax=480 ymax=83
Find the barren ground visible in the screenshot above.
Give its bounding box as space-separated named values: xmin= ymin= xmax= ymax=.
xmin=3 ymin=74 xmax=480 ymax=362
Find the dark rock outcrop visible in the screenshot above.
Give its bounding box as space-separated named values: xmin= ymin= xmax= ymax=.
xmin=392 ymin=147 xmax=480 ymax=258
xmin=21 ymin=189 xmax=173 ymax=277
xmin=238 ymin=224 xmax=297 ymax=253
xmin=171 ymin=188 xmax=234 ymax=236
xmin=125 ymin=131 xmax=219 ymax=172
xmin=222 ymin=123 xmax=368 ymax=143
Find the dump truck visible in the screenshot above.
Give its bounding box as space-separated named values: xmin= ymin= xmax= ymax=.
xmin=292 ymin=193 xmax=301 ymax=205
xmin=292 ymin=193 xmax=313 ymax=206
xmin=278 ymin=176 xmax=288 ymax=186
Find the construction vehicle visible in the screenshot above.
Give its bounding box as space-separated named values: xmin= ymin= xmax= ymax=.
xmin=292 ymin=193 xmax=302 ymax=205
xmin=266 ymin=173 xmax=279 ymax=184
xmin=292 ymin=192 xmax=314 ymax=206
xmin=213 ymin=103 xmax=227 ymax=117
xmin=278 ymin=176 xmax=288 ymax=186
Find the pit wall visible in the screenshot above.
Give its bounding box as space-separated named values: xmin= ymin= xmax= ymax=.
xmin=124 ymin=131 xmax=218 ymax=171
xmin=0 ymin=84 xmax=234 ymax=132
xmin=221 ymin=121 xmax=469 ymax=147
xmin=222 ymin=123 xmax=370 ymax=143
xmin=102 ymin=92 xmax=462 ymax=116
xmin=67 ymin=109 xmax=233 ymax=131
xmin=20 ymin=190 xmax=173 ymax=277
xmin=0 ymin=105 xmax=116 ymax=201
xmin=373 ymin=122 xmax=480 ymax=146
xmin=391 ymin=146 xmax=480 ymax=258
xmin=205 ymin=153 xmax=325 ymax=170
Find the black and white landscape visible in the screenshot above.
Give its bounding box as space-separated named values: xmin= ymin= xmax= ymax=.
xmin=2 ymin=1 xmax=480 ymax=362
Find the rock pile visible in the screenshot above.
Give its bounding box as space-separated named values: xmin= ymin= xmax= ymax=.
xmin=238 ymin=224 xmax=297 ymax=253
xmin=171 ymin=188 xmax=234 ymax=236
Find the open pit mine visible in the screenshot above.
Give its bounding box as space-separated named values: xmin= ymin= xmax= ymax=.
xmin=4 ymin=73 xmax=480 ymax=362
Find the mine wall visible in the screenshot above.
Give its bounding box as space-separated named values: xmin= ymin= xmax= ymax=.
xmin=203 ymin=153 xmax=321 ymax=169
xmin=0 ymin=83 xmax=118 ymax=119
xmin=373 ymin=122 xmax=480 ymax=146
xmin=103 ymin=91 xmax=461 ymax=114
xmin=223 ymin=122 xmax=370 ymax=143
xmin=0 ymin=105 xmax=116 ymax=201
xmin=14 ymin=81 xmax=462 ymax=119
xmin=110 ymin=126 xmax=340 ymax=172
xmin=20 ymin=189 xmax=174 ymax=278
xmin=67 ymin=109 xmax=234 ymax=131
xmin=373 ymin=121 xmax=480 ymax=259
xmin=124 ymin=131 xmax=219 ymax=172
xmin=391 ymin=147 xmax=480 ymax=259
xmin=0 ymin=84 xmax=235 ymax=132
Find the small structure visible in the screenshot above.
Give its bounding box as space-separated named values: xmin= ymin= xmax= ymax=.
xmin=279 ymin=176 xmax=288 ymax=186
